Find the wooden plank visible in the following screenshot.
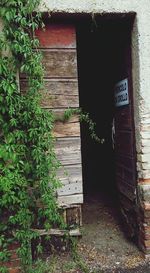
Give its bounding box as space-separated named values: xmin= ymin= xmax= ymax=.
xmin=57 ymin=164 xmax=82 ymax=185
xmin=43 ymin=79 xmax=79 ymax=95
xmin=58 ymin=194 xmax=83 ymax=206
xmin=53 ymin=118 xmax=80 ymax=137
xmin=115 ymin=106 xmax=132 ymax=130
xmin=35 ymin=24 xmax=76 ymax=49
xmin=119 ymin=193 xmax=135 ymax=210
xmin=116 ymin=176 xmax=136 ymax=201
xmin=42 ymin=93 xmax=78 ymax=109
xmin=55 ymin=137 xmax=81 ymax=165
xmin=53 ymin=109 xmax=78 ymax=119
xmin=116 ymin=154 xmax=135 ymax=170
xmin=59 ymin=204 xmax=82 ymax=209
xmin=20 ymin=79 xmax=79 ymax=109
xmin=57 ymin=181 xmax=82 ymax=196
xmin=115 ymin=130 xmax=134 ymax=156
xmin=116 ymin=164 xmax=136 ymax=183
xmin=19 ymin=50 xmax=77 ymax=79
xmin=42 ymin=79 xmax=79 ymax=108
xmin=32 ymin=228 xmax=81 ymax=236
xmin=42 ymin=50 xmax=77 ymax=78
xmin=66 ymin=206 xmax=82 ymax=227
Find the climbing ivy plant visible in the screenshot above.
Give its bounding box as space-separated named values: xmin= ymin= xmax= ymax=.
xmin=0 ymin=1 xmax=104 ymax=272
xmin=0 ymin=1 xmax=64 ymax=272
xmin=64 ymin=108 xmax=104 ymax=144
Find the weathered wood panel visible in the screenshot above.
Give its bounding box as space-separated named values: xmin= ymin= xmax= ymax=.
xmin=41 ymin=80 xmax=79 ymax=108
xmin=114 ymin=26 xmax=137 ymax=238
xmin=115 ymin=106 xmax=132 ymax=130
xmin=53 ymin=118 xmax=80 ymax=138
xmin=20 ymin=22 xmax=83 ymax=208
xmin=57 ymin=181 xmax=82 ymax=196
xmin=115 ymin=131 xmax=134 ymax=156
xmin=116 ymin=164 xmax=136 ymax=184
xmin=116 ymin=154 xmax=135 ymax=170
xmin=116 ymin=177 xmax=136 ymax=201
xmin=55 ymin=137 xmax=81 ymax=165
xmin=32 ymin=228 xmax=81 ymax=236
xmin=19 ymin=50 xmax=77 ymax=79
xmin=42 ymin=50 xmax=77 ymax=78
xmin=66 ymin=206 xmax=82 ymax=227
xmin=58 ymin=194 xmax=83 ymax=206
xmin=119 ymin=194 xmax=135 ymax=210
xmin=20 ymin=79 xmax=79 ymax=109
xmin=43 ymin=79 xmax=79 ymax=95
xmin=57 ymin=164 xmax=82 ymax=185
xmin=35 ymin=24 xmax=76 ymax=49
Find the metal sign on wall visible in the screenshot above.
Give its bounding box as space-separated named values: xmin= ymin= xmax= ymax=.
xmin=114 ymin=78 xmax=129 ymax=107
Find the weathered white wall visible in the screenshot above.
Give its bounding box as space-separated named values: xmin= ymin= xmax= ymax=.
xmin=39 ymin=0 xmax=150 ymax=183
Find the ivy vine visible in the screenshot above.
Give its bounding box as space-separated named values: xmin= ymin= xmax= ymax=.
xmin=0 ymin=1 xmax=104 ymax=272
xmin=63 ymin=108 xmax=104 ymax=144
xmin=0 ymin=1 xmax=64 ymax=272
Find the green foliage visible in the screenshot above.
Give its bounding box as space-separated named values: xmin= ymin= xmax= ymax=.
xmin=64 ymin=108 xmax=105 ymax=144
xmin=70 ymin=238 xmax=92 ymax=273
xmin=29 ymin=257 xmax=57 ymax=273
xmin=0 ymin=1 xmax=63 ymax=272
xmin=0 ymin=1 xmax=104 ymax=272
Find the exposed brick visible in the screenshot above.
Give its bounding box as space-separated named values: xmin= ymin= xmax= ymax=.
xmin=0 ymin=242 xmax=21 ymax=273
xmin=138 ymin=184 xmax=150 ymax=203
xmin=8 ymin=268 xmax=21 ymax=273
xmin=139 ymin=178 xmax=150 ymax=184
xmin=10 ymin=251 xmax=18 ymax=260
xmin=140 ymin=236 xmax=150 ymax=249
xmin=0 ymin=259 xmax=20 ymax=268
xmin=139 ymin=228 xmax=150 ymax=240
xmin=138 ymin=235 xmax=150 ymax=254
xmin=8 ymin=242 xmax=20 ymax=251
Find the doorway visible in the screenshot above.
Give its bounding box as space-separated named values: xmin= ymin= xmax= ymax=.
xmin=76 ymin=18 xmax=117 ymax=199
xmin=75 ymin=15 xmax=141 ymax=267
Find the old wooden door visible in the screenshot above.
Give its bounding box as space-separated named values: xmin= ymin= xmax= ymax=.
xmin=114 ymin=25 xmax=138 ymax=238
xmin=20 ymin=22 xmax=83 ymax=228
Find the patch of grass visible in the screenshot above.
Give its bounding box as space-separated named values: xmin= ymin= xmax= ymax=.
xmin=69 ymin=238 xmax=104 ymax=273
xmin=30 ymin=237 xmax=103 ymax=273
xmin=62 ymin=260 xmax=78 ymax=272
xmin=30 ymin=256 xmax=57 ymax=273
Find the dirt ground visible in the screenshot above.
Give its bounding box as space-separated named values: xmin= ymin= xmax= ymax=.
xmin=45 ymin=193 xmax=150 ymax=273
xmin=76 ymin=194 xmax=150 ymax=272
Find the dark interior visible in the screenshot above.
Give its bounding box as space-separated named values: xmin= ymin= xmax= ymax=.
xmin=76 ymin=17 xmax=133 ymax=200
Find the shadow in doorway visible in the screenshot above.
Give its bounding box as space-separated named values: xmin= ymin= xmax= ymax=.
xmin=76 ymin=16 xmax=141 ymax=265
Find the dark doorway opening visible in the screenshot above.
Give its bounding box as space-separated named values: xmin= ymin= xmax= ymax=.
xmin=77 ymin=12 xmax=139 ymax=244
xmin=75 ymin=16 xmax=141 ymax=266
xmin=76 ymin=17 xmax=130 ymax=201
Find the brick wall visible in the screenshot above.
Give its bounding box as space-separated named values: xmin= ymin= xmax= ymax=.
xmin=137 ymin=113 xmax=150 ymax=255
xmin=0 ymin=242 xmax=21 ymax=273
